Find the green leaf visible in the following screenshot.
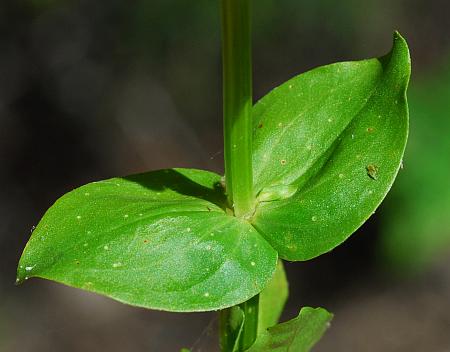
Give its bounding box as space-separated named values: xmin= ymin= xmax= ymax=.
xmin=258 ymin=260 xmax=288 ymax=334
xmin=251 ymin=32 xmax=410 ymax=261
xmin=246 ymin=307 xmax=333 ymax=352
xmin=17 ymin=168 xmax=278 ymax=312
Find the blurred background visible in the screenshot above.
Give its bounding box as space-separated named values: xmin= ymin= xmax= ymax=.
xmin=1 ymin=0 xmax=449 ymax=351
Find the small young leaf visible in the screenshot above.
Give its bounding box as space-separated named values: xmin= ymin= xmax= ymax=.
xmin=17 ymin=168 xmax=278 ymax=312
xmin=251 ymin=32 xmax=410 ymax=261
xmin=258 ymin=260 xmax=288 ymax=334
xmin=246 ymin=307 xmax=333 ymax=352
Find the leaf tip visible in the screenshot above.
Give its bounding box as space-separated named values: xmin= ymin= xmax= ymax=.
xmin=16 ymin=259 xmax=36 ymax=285
xmin=303 ymin=306 xmax=334 ymax=318
xmin=15 ymin=269 xmax=27 ymax=286
xmin=392 ymin=30 xmax=405 ymax=41
xmin=376 ymin=30 xmax=411 ymax=98
xmin=390 ymin=30 xmax=411 ymax=73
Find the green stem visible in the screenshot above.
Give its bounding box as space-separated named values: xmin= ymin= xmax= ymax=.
xmin=220 ymin=0 xmax=258 ymax=351
xmin=237 ymin=295 xmax=259 ymax=350
xmin=219 ymin=295 xmax=259 ymax=352
xmin=221 ymin=0 xmax=254 ymax=218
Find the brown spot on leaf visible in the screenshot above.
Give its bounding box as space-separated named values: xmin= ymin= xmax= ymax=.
xmin=366 ymin=164 xmax=379 ymax=180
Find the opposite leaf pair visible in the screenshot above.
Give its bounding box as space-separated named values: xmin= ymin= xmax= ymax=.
xmin=17 ymin=32 xmax=410 ymax=314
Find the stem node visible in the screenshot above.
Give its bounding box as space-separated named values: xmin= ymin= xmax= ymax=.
xmin=220 ymin=0 xmax=259 ymax=350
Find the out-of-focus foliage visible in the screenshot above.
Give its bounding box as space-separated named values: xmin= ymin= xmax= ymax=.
xmin=0 ymin=318 xmax=6 ymax=351
xmin=379 ymin=58 xmax=450 ymax=273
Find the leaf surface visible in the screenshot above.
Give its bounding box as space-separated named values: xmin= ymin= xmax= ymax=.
xmin=246 ymin=307 xmax=332 ymax=352
xmin=17 ymin=168 xmax=278 ymax=312
xmin=251 ymin=32 xmax=410 ymax=260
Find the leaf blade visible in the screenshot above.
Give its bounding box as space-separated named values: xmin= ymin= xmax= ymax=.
xmin=247 ymin=307 xmax=333 ymax=352
xmin=252 ymin=32 xmax=410 ymax=261
xmin=17 ymin=168 xmax=278 ymax=312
